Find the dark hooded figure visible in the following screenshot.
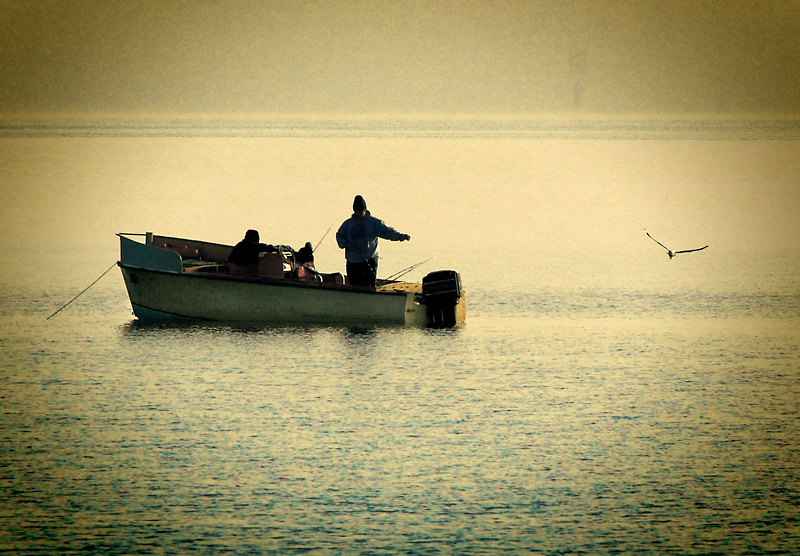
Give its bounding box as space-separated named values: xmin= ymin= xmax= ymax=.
xmin=227 ymin=229 xmax=276 ymax=265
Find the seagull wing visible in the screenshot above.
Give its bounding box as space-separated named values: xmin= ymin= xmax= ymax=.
xmin=673 ymin=245 xmax=709 ymax=255
xmin=646 ymin=232 xmax=671 ymax=252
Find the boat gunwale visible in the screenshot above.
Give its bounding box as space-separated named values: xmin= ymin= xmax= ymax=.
xmin=117 ymin=261 xmax=412 ymax=297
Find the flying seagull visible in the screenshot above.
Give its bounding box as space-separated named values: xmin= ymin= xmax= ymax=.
xmin=646 ymin=231 xmax=708 ymax=259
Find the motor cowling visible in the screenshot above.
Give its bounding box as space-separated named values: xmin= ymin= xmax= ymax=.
xmin=422 ymin=270 xmax=462 ymax=327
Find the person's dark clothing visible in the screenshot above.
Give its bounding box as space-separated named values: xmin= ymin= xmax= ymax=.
xmin=346 ymin=258 xmax=378 ymax=288
xmin=296 ymin=242 xmax=314 ymax=266
xmin=228 ymin=239 xmax=275 ymax=265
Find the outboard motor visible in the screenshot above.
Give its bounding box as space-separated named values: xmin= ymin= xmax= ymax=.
xmin=422 ymin=270 xmax=462 ymax=327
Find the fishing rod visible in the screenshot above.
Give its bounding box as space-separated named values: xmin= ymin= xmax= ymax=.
xmin=313 ymin=225 xmax=333 ymax=252
xmin=47 ymin=262 xmax=117 ymax=320
xmin=385 ymin=257 xmax=432 ymax=281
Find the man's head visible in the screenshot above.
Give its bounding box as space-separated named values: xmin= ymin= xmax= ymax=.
xmin=244 ymin=229 xmax=260 ymax=242
xmin=353 ymin=195 xmax=367 ymax=217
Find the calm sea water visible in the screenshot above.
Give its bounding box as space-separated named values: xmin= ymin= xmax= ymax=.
xmin=1 ymin=120 xmax=799 ymax=554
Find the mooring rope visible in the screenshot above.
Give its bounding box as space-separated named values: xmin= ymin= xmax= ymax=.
xmin=46 ymin=262 xmax=118 ymax=320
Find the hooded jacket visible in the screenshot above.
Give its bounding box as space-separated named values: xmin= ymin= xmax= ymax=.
xmin=336 ymin=210 xmax=406 ymax=263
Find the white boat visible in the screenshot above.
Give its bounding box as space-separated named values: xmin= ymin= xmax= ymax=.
xmin=117 ymin=232 xmax=466 ymax=326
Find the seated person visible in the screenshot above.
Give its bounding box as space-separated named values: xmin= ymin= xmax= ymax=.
xmin=295 ymin=242 xmax=315 ymax=267
xmin=227 ymin=229 xmax=276 ymax=265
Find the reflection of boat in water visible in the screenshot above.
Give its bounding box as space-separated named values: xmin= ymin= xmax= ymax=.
xmin=117 ymin=233 xmax=466 ymax=327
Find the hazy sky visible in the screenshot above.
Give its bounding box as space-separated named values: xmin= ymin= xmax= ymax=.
xmin=2 ymin=0 xmax=800 ymax=117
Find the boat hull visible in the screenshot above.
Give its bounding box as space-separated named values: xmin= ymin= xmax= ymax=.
xmin=117 ymin=233 xmax=465 ymax=326
xmin=119 ymin=264 xmax=423 ymax=324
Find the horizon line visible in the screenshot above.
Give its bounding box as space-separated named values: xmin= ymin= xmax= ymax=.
xmin=2 ymin=111 xmax=800 ymax=123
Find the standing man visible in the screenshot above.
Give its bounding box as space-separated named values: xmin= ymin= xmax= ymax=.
xmin=336 ymin=195 xmax=410 ymax=288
